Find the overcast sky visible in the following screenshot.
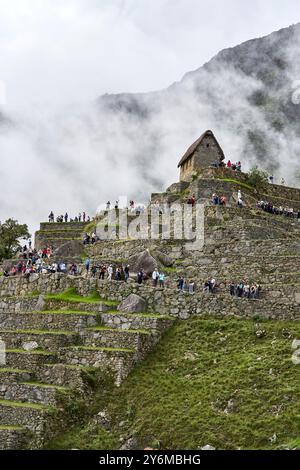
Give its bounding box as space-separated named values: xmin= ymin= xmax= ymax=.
xmin=1 ymin=0 xmax=300 ymax=112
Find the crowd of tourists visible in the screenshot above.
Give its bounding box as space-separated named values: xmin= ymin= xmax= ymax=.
xmin=105 ymin=200 xmax=145 ymax=214
xmin=48 ymin=211 xmax=90 ymax=223
xmin=177 ymin=276 xmax=195 ymax=294
xmin=19 ymin=244 xmax=53 ymax=260
xmin=211 ymin=158 xmax=242 ymax=171
xmin=229 ymin=281 xmax=261 ymax=299
xmin=83 ymin=232 xmax=98 ymax=245
xmin=2 ymin=259 xmax=79 ymax=277
xmin=211 ymin=189 xmax=244 ymax=208
xmin=257 ymin=200 xmax=300 ymax=219
xmin=212 ymin=194 xmax=227 ymax=206
xmin=84 ymin=260 xmax=130 ymax=282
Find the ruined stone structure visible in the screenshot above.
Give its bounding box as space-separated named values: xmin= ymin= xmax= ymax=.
xmin=178 ymin=130 xmax=225 ymax=181
xmin=0 ymin=161 xmax=300 ymax=449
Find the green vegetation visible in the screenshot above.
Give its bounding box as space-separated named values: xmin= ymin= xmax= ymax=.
xmin=246 ymin=166 xmax=269 ymax=188
xmin=67 ymin=346 xmax=135 ymax=353
xmin=6 ymin=347 xmax=53 ymax=356
xmin=0 ymin=328 xmax=75 ymax=336
xmin=34 ymin=309 xmax=98 ymax=316
xmin=0 ymin=425 xmax=25 ymax=431
xmin=0 ymin=400 xmax=49 ymax=410
xmin=0 ymin=368 xmax=31 ymax=374
xmin=20 ymin=382 xmax=69 ymax=391
xmin=45 ymin=288 xmax=118 ymax=307
xmin=215 ymin=177 xmax=254 ymax=190
xmin=0 ymin=219 xmax=30 ymax=262
xmin=48 ymin=316 xmax=300 ymax=450
xmin=87 ymin=326 xmax=151 ymax=335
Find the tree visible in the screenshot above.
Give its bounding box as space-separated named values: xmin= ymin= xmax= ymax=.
xmin=0 ymin=219 xmax=30 ymax=261
xmin=247 ymin=166 xmax=269 ymax=188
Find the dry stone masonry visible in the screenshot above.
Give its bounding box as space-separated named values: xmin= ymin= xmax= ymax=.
xmin=0 ymin=166 xmax=300 ymax=449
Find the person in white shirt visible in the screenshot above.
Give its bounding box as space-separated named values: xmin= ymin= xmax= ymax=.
xmin=152 ymin=269 xmax=159 ymax=287
xmin=107 ymin=265 xmax=113 ymax=281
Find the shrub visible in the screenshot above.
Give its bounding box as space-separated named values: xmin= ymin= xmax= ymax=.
xmin=247 ymin=166 xmax=268 ymax=188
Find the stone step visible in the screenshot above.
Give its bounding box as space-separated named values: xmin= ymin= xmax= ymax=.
xmin=0 ymin=368 xmax=34 ymax=384
xmin=100 ymin=311 xmax=175 ymax=331
xmin=0 ymin=382 xmax=70 ymax=406
xmin=0 ymin=400 xmax=51 ymax=436
xmin=0 ymin=425 xmax=30 ymax=450
xmin=39 ymin=222 xmax=89 ymax=232
xmin=82 ymin=327 xmax=155 ymax=351
xmin=203 ymin=238 xmax=300 ymax=256
xmin=60 ymin=346 xmax=137 ymax=384
xmin=0 ymin=329 xmax=79 ymax=350
xmin=2 ymin=350 xmax=57 ymax=370
xmin=35 ymin=364 xmax=100 ymax=389
xmin=0 ymin=311 xmax=100 ymax=331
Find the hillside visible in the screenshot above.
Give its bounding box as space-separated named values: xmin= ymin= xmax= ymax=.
xmin=0 ymin=166 xmax=299 ymax=450
xmin=46 ymin=316 xmax=300 ymax=450
xmin=96 ymin=23 xmax=300 ymax=187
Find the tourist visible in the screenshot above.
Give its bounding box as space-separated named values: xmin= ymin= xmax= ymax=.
xmin=229 ymin=282 xmax=235 ymax=296
xmin=107 ymin=265 xmax=113 ymax=281
xmin=85 ymin=258 xmax=90 ymax=274
xmin=115 ymin=267 xmax=122 ymax=281
xmin=159 ymin=272 xmax=165 ymax=288
xmin=99 ymin=265 xmax=107 ymax=280
xmin=64 ymin=213 xmax=68 ymax=223
xmin=209 ymin=278 xmax=216 ymax=293
xmin=70 ymin=264 xmax=77 ymax=276
xmin=152 ymin=268 xmax=160 ymax=287
xmin=237 ymin=197 xmax=244 ymax=208
xmin=188 ymin=280 xmax=195 ymax=294
xmin=124 ymin=265 xmax=130 ymax=282
xmin=137 ymin=269 xmax=144 ymax=284
xmin=177 ymin=276 xmax=184 ymax=291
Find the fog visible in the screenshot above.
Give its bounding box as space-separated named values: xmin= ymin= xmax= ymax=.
xmin=1 ymin=0 xmax=300 ymax=235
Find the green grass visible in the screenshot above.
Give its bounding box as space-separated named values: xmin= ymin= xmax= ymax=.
xmin=66 ymin=346 xmax=135 ymax=353
xmin=163 ymin=267 xmax=180 ymax=274
xmin=105 ymin=310 xmax=172 ymax=319
xmin=0 ymin=328 xmax=76 ymax=336
xmin=20 ymin=382 xmax=69 ymax=391
xmin=216 ymin=177 xmax=254 ymax=190
xmin=45 ymin=288 xmax=118 ymax=307
xmin=34 ymin=310 xmax=98 ymax=316
xmin=0 ymin=425 xmax=25 ymax=431
xmin=0 ymin=368 xmax=31 ymax=374
xmin=87 ymin=326 xmax=151 ymax=335
xmin=6 ymin=348 xmax=55 ymax=356
xmin=49 ymin=316 xmax=300 ymax=450
xmin=0 ymin=399 xmax=49 ymax=410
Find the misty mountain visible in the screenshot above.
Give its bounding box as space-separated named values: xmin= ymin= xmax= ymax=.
xmin=97 ymin=23 xmax=300 ymax=184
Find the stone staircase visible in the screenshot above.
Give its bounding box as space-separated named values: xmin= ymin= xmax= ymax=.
xmin=0 ymin=293 xmax=174 ymax=449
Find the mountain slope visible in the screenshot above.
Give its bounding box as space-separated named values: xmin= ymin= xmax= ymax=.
xmin=96 ymin=23 xmax=300 ymax=187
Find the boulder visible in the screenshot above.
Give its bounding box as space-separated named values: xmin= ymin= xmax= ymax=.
xmin=151 ymin=250 xmax=174 ymax=267
xmin=118 ymin=294 xmax=147 ymax=313
xmin=22 ymin=341 xmax=39 ymax=351
xmin=54 ymin=240 xmax=83 ymax=258
xmin=36 ymin=294 xmax=45 ymax=311
xmin=120 ymin=437 xmax=139 ymax=450
xmin=128 ymin=250 xmax=157 ymax=275
xmin=201 ymin=445 xmax=216 ymax=451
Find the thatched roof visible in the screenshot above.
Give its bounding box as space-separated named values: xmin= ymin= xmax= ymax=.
xmin=177 ymin=130 xmax=225 ymax=168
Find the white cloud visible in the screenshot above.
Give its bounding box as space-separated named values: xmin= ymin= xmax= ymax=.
xmin=0 ymin=0 xmax=300 ymax=233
